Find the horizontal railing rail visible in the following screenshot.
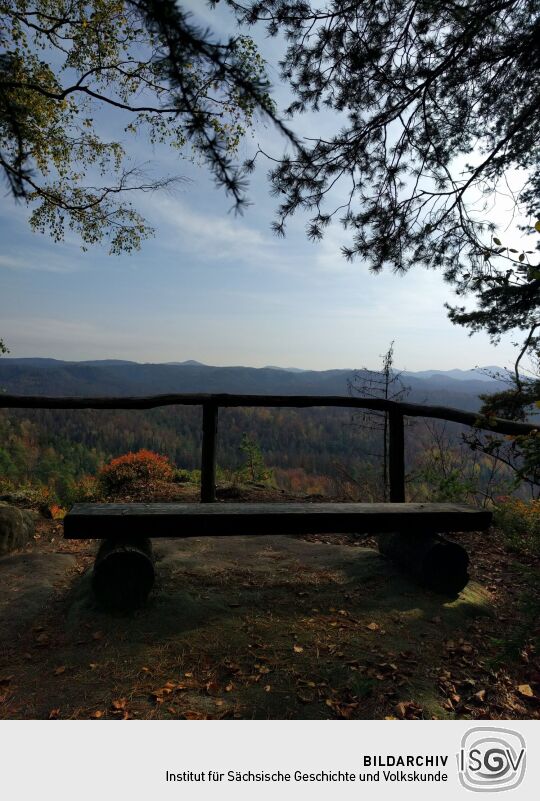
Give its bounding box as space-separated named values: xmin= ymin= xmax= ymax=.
xmin=1 ymin=393 xmax=537 ymax=502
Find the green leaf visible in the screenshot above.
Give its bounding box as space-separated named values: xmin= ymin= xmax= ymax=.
xmin=493 ymin=237 xmax=502 ymax=246
xmin=519 ymin=253 xmax=524 ymax=262
xmin=535 ymin=220 xmax=540 ymax=233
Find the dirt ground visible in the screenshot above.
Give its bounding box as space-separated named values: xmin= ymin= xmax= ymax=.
xmin=0 ymin=496 xmax=539 ymax=720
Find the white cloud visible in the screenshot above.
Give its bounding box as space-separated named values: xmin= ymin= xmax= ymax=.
xmin=146 ymin=195 xmax=310 ymax=277
xmin=0 ymin=255 xmax=33 ymax=271
xmin=0 ymin=252 xmax=79 ymax=273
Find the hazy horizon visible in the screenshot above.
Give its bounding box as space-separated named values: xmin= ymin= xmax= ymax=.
xmin=1 ymin=354 xmax=508 ymax=377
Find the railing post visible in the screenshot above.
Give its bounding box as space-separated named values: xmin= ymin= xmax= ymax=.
xmin=201 ymin=401 xmax=218 ymax=502
xmin=388 ymin=411 xmax=405 ymax=502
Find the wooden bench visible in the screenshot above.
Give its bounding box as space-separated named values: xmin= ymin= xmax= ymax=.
xmin=64 ymin=501 xmax=492 ymax=608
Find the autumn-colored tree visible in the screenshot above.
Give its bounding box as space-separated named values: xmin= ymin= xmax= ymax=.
xmin=99 ymin=448 xmax=174 ymax=492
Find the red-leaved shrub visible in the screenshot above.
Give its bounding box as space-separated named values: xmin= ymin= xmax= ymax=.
xmin=99 ymin=449 xmax=174 ymax=493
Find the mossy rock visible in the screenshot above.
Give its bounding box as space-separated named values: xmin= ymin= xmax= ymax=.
xmin=0 ymin=503 xmax=35 ymax=556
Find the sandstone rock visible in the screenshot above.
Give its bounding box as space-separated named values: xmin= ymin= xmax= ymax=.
xmin=0 ymin=503 xmax=35 ymax=556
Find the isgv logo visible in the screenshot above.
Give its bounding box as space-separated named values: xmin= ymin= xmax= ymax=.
xmin=458 ymin=727 xmax=526 ymax=792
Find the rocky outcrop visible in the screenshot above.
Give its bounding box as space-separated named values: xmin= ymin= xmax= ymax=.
xmin=0 ymin=503 xmax=35 ymax=556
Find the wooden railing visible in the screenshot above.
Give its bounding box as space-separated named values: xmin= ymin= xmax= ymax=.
xmin=0 ymin=393 xmax=537 ymax=503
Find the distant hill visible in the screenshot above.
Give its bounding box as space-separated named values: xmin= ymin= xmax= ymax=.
xmin=1 ymin=357 xmax=139 ymax=369
xmin=404 ymin=367 xmax=507 ymax=383
xmin=164 ymin=360 xmax=207 ymax=367
xmin=0 ymin=358 xmax=507 ymax=412
xmin=264 ymin=365 xmax=308 ymax=373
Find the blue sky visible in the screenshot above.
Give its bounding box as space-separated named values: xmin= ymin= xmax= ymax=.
xmin=0 ymin=2 xmax=522 ymax=371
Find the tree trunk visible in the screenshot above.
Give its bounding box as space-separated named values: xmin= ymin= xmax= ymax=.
xmin=377 ymin=531 xmax=469 ymax=595
xmin=92 ymin=538 xmax=155 ymax=610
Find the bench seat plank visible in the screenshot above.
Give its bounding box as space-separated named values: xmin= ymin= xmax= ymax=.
xmin=64 ymin=502 xmax=492 ymax=539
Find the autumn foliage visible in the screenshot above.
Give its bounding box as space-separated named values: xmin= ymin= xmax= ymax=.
xmin=99 ymin=449 xmax=174 ymax=493
xmin=494 ymin=497 xmax=540 ymax=556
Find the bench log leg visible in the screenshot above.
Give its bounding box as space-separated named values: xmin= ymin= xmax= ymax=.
xmin=377 ymin=531 xmax=469 ymax=595
xmin=92 ymin=538 xmax=155 ymax=610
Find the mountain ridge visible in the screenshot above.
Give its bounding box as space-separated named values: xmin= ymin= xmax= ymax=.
xmin=1 ymin=357 xmax=505 ymax=380
xmin=0 ymin=358 xmax=508 ymax=413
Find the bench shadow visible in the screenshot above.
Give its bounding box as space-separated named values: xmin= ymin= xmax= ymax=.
xmin=59 ymin=537 xmax=492 ymax=651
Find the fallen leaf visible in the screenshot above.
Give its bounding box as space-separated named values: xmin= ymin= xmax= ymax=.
xmin=49 ymin=708 xmax=60 ymax=719
xmin=111 ymin=698 xmax=128 ymax=711
xmin=473 ymin=690 xmax=486 ymax=703
xmin=395 ymin=701 xmax=408 ymax=718
xmin=334 ymin=702 xmax=359 ymax=718
xmin=395 ymin=700 xmax=423 ymax=719
xmin=366 ymin=622 xmax=380 ymax=631
xmin=517 ymin=684 xmax=534 ymax=698
xmin=225 ymin=683 xmax=234 ymax=692
xmin=53 ymin=666 xmax=66 ymax=676
xmin=151 ymin=683 xmax=176 ymax=703
xmin=182 ymin=710 xmax=205 ymax=720
xmin=90 ymin=710 xmax=104 ymax=719
xmin=264 ymin=685 xmax=271 ymax=692
xmin=293 ymin=644 xmax=304 ymax=653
